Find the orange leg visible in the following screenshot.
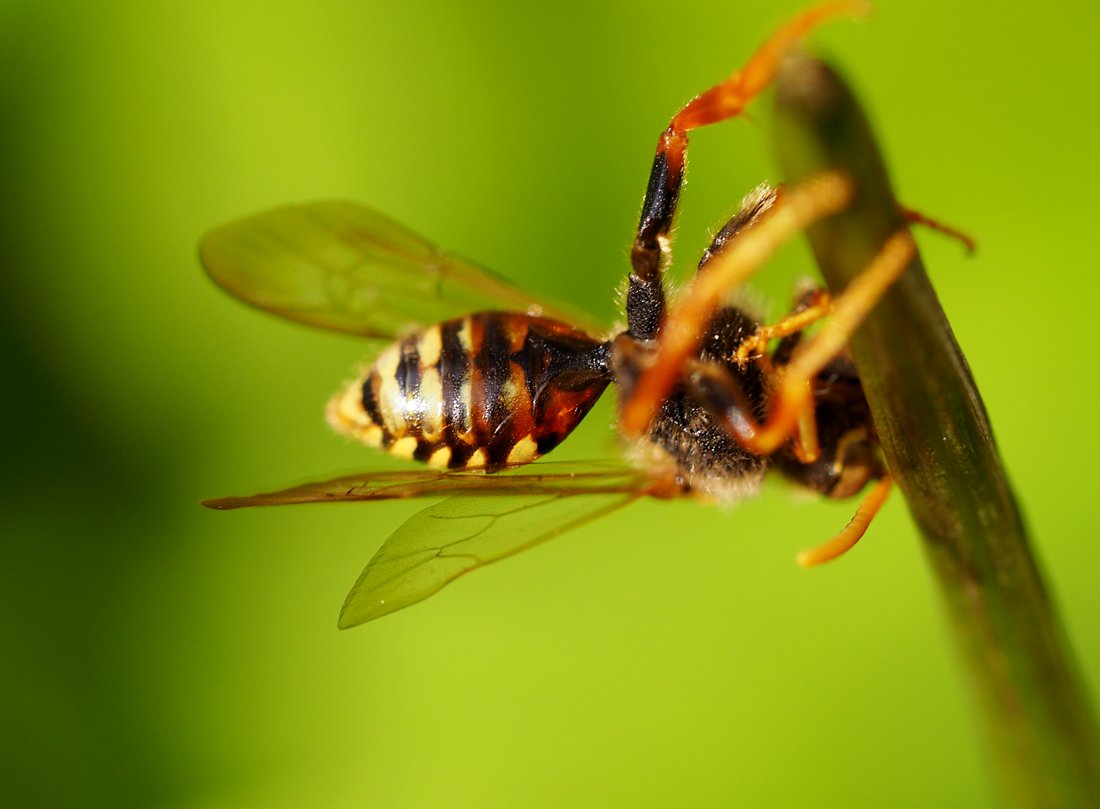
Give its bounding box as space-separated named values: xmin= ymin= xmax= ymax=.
xmin=901 ymin=206 xmax=977 ymax=254
xmin=798 ymin=476 xmax=893 ymax=566
xmin=741 ymin=287 xmax=834 ymax=464
xmin=734 ymin=288 xmax=833 ymax=368
xmin=791 ymin=393 xmax=823 ymax=465
xmin=745 ymin=230 xmax=916 ymax=455
xmin=661 ymin=0 xmax=871 ymax=173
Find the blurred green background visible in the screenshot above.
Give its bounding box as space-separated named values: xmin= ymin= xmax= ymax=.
xmin=4 ymin=1 xmax=1099 ymax=807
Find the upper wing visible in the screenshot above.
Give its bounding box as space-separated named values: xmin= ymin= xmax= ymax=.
xmin=199 ymin=201 xmax=603 ymax=339
xmin=202 ymin=461 xmax=649 ymax=509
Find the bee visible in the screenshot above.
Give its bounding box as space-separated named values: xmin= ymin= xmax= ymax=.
xmin=202 ymin=2 xmax=962 ymax=628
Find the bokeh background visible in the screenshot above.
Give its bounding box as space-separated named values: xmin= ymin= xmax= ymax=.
xmin=4 ymin=1 xmax=1099 ymax=807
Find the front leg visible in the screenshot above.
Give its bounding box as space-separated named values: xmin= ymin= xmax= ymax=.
xmin=620 ymin=172 xmax=855 ymax=437
xmin=625 ymin=1 xmax=864 ymax=340
xmin=735 ymin=285 xmax=833 ymax=369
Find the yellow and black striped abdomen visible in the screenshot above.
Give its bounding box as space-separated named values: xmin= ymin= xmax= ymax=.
xmin=327 ymin=312 xmax=611 ymax=469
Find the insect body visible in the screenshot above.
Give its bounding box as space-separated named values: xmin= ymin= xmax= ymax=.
xmin=326 ymin=312 xmax=611 ymax=470
xmin=203 ymin=3 xmax=933 ymax=627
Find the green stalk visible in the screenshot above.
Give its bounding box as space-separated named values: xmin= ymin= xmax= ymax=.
xmin=771 ymin=54 xmax=1100 ymax=808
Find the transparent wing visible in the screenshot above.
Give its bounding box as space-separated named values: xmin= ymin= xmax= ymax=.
xmin=202 ymin=461 xmax=656 ymax=627
xmin=201 ymin=460 xmax=649 ymax=509
xmin=200 ymin=200 xmax=602 ymax=339
xmin=339 ymin=487 xmax=644 ymax=628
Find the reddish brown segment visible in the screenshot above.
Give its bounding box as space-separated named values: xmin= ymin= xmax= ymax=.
xmin=328 ymin=312 xmax=612 ymax=469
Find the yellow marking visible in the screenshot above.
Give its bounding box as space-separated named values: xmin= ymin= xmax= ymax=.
xmin=362 ymin=424 xmax=383 ymax=447
xmin=465 ymin=448 xmax=487 ymax=469
xmin=499 ymin=374 xmax=519 ymax=408
xmin=455 ymin=378 xmax=474 ymax=439
xmin=418 ymin=368 xmax=444 ymax=442
xmin=325 ymin=376 xmax=372 ymax=434
xmin=502 ymin=317 xmax=529 ymax=351
xmin=507 ymin=434 xmax=538 ymax=464
xmin=506 ymin=363 xmax=533 ymax=414
xmin=428 ymin=446 xmax=452 ymax=468
xmin=377 ymin=376 xmax=407 ymax=437
xmin=389 ymin=435 xmax=418 ymax=460
xmin=417 ymin=326 xmax=443 ymax=367
xmin=374 ymin=343 xmax=400 ymax=378
xmin=456 ymin=318 xmax=473 ymax=352
xmin=375 ymin=343 xmax=409 ymax=438
xmin=326 ymin=375 xmax=391 ymax=449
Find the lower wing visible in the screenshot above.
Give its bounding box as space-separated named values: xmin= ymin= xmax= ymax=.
xmin=204 ymin=462 xmax=663 ymax=627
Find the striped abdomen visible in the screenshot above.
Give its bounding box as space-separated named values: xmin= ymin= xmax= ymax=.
xmin=327 ymin=312 xmax=611 ymax=469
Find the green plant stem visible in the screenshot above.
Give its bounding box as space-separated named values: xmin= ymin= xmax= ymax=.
xmin=771 ymin=54 xmax=1100 ymax=808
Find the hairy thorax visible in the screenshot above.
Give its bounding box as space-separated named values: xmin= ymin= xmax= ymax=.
xmin=612 ymin=306 xmax=770 ymax=502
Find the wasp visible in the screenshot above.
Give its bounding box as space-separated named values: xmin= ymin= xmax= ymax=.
xmin=202 ymin=2 xmax=968 ymax=628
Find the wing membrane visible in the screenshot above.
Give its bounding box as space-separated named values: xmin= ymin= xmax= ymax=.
xmin=203 ymin=461 xmax=655 ymax=627
xmin=339 ymin=488 xmax=643 ymax=627
xmin=202 ymin=461 xmax=649 ymax=509
xmin=200 ymin=201 xmax=602 ymax=339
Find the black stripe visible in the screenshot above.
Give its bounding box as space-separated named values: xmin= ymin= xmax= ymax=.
xmin=439 ymin=319 xmax=474 ymax=467
xmin=413 ymin=440 xmax=437 ymax=463
xmin=396 ymin=337 xmax=421 ymax=400
xmin=361 ymin=373 xmax=384 ymax=426
xmin=473 ymin=314 xmax=515 ymax=465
